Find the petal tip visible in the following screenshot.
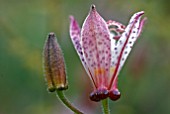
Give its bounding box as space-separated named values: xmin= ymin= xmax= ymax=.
xmin=90 ymin=4 xmax=96 ymax=11
xmin=140 ymin=11 xmax=145 ymax=14
xmin=133 ymin=11 xmax=145 ymax=20
xmin=143 ymin=17 xmax=147 ymax=21
xmin=69 ymin=15 xmax=74 ymax=21
xmin=91 ymin=4 xmax=95 ymax=9
xmin=137 ymin=11 xmax=145 ymax=17
xmin=141 ymin=17 xmax=147 ymax=26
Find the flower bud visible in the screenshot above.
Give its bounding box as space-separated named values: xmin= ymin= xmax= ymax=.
xmin=43 ymin=32 xmax=68 ymax=92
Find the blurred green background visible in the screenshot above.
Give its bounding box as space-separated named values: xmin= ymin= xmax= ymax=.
xmin=0 ymin=0 xmax=170 ymax=114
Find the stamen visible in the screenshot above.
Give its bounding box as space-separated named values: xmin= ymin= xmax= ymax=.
xmin=89 ymin=88 xmax=109 ymax=102
xmin=109 ymin=89 xmax=121 ymax=101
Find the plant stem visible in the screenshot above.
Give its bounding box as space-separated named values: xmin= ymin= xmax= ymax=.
xmin=56 ymin=90 xmax=84 ymax=114
xmin=101 ymin=98 xmax=110 ymax=114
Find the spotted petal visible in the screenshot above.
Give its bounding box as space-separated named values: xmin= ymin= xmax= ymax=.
xmin=109 ymin=11 xmax=146 ymax=89
xmin=81 ymin=5 xmax=111 ymax=89
xmin=69 ymin=16 xmax=95 ymax=85
xmin=70 ymin=16 xmax=87 ymax=65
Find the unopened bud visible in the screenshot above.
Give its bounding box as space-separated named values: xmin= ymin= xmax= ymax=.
xmin=43 ymin=32 xmax=68 ymax=92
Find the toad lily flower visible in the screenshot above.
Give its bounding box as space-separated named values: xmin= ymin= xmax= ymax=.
xmin=69 ymin=5 xmax=146 ymax=102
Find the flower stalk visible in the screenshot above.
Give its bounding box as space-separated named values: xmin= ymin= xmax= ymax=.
xmin=101 ymin=99 xmax=110 ymax=114
xmin=56 ymin=90 xmax=84 ymax=114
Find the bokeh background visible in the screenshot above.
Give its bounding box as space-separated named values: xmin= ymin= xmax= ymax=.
xmin=0 ymin=0 xmax=170 ymax=114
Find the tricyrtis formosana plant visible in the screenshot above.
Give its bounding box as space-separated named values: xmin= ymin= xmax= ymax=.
xmin=43 ymin=4 xmax=146 ymax=114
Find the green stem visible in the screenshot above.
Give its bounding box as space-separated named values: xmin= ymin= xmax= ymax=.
xmin=56 ymin=90 xmax=84 ymax=114
xmin=101 ymin=98 xmax=110 ymax=114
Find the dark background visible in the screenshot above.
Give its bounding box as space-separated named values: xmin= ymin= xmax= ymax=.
xmin=0 ymin=0 xmax=170 ymax=114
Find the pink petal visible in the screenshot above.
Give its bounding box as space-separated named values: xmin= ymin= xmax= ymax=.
xmin=69 ymin=16 xmax=97 ymax=87
xmin=109 ymin=11 xmax=145 ymax=89
xmin=81 ymin=5 xmax=111 ymax=88
xmin=69 ymin=16 xmax=85 ymax=66
xmin=137 ymin=17 xmax=147 ymax=37
xmin=69 ymin=16 xmax=81 ymax=51
xmin=118 ymin=11 xmax=145 ymax=73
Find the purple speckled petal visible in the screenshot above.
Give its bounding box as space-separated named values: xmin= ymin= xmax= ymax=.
xmin=109 ymin=11 xmax=145 ymax=89
xmin=118 ymin=12 xmax=145 ymax=71
xmin=81 ymin=5 xmax=111 ymax=88
xmin=69 ymin=16 xmax=87 ymax=66
xmin=69 ymin=16 xmax=97 ymax=87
